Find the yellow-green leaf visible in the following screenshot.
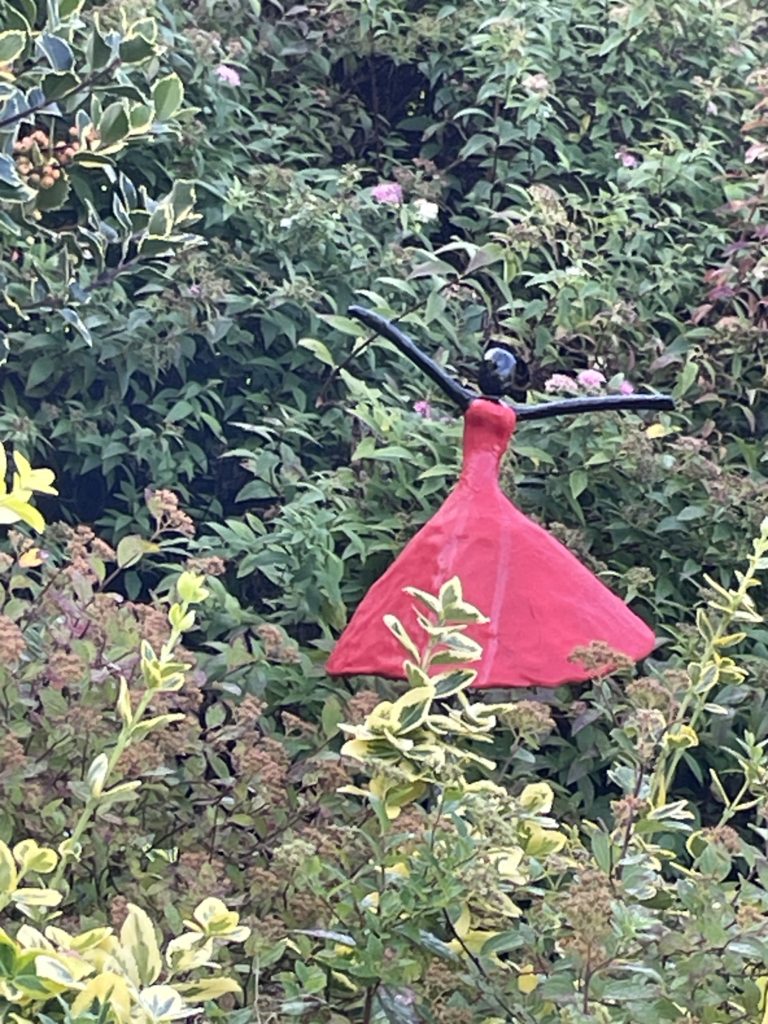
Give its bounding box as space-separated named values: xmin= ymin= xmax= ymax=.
xmin=175 ymin=570 xmax=209 ymax=604
xmin=0 ymin=840 xmax=18 ymax=893
xmin=383 ymin=614 xmax=420 ymax=660
xmin=664 ymin=724 xmax=699 ymax=750
xmin=12 ymin=887 xmax=62 ymax=909
xmin=34 ymin=954 xmax=80 ymax=990
xmin=517 ymin=966 xmax=539 ymax=994
xmin=176 ymin=976 xmax=241 ymax=1000
xmin=120 ymin=904 xmax=162 ymax=986
xmin=13 ymin=839 xmax=58 ymax=875
xmin=72 ymin=972 xmax=132 ymax=1022
xmin=519 ymin=782 xmax=554 ymax=814
xmin=86 ymin=752 xmax=109 ymax=798
xmin=117 ymin=677 xmax=133 ymax=724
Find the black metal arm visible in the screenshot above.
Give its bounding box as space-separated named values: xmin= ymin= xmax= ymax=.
xmin=348 ymin=306 xmax=674 ymax=420
xmin=349 ymin=305 xmax=474 ymax=410
xmin=515 ymin=392 xmax=673 ymax=420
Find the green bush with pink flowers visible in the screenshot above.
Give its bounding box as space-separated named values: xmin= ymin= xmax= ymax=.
xmin=1 ymin=0 xmax=768 ymax=1020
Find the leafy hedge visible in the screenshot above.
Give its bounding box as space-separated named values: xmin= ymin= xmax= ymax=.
xmin=1 ymin=0 xmax=766 ymax=635
xmin=2 ymin=3 xmax=768 ymax=1019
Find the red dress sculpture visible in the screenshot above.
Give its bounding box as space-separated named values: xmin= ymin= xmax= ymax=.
xmin=327 ymin=398 xmax=655 ymax=688
xmin=326 ymin=307 xmax=672 ymax=689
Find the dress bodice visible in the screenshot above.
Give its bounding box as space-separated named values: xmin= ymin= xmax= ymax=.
xmin=460 ymin=399 xmax=517 ymax=490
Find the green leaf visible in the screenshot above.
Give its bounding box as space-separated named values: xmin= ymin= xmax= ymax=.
xmin=116 ymin=534 xmax=151 ymax=569
xmin=120 ymin=34 xmax=156 ymax=63
xmin=569 ymin=469 xmax=588 ymax=500
xmin=27 ymin=356 xmax=57 ymax=390
xmin=0 ymin=154 xmax=24 ymax=189
xmin=169 ymin=179 xmax=196 ymax=220
xmin=438 ymin=577 xmax=462 ymax=609
xmin=432 ymin=668 xmax=476 ymax=698
xmin=34 ymin=174 xmax=71 ymax=212
xmin=318 ymin=314 xmax=364 ymax=337
xmin=129 ymin=103 xmax=155 ymax=133
xmin=42 ymin=70 xmax=79 ymax=99
xmin=152 ymin=73 xmax=184 ymax=121
xmin=6 ymin=0 xmax=36 ymax=30
xmin=321 ymin=696 xmax=343 ymax=738
xmin=86 ymin=25 xmax=114 ymax=69
xmin=60 ymin=0 xmax=86 ymax=16
xmin=57 ymin=306 xmax=90 ymax=343
xmin=298 ymin=337 xmax=336 ymax=367
xmin=377 ymin=985 xmax=421 ymax=1024
xmin=37 ymin=32 xmax=74 ymax=70
xmin=99 ymin=100 xmax=130 ymax=148
xmin=0 ymin=30 xmax=27 ymax=63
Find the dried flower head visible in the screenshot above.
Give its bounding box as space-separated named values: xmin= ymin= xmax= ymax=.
xmin=561 ymin=868 xmax=615 ymax=961
xmin=569 ymin=641 xmax=634 ymax=676
xmin=0 ymin=615 xmax=25 ymax=662
xmin=234 ymin=695 xmax=266 ymax=728
xmin=346 ymin=689 xmax=381 ymax=724
xmin=46 ymin=650 xmax=86 ymax=690
xmin=145 ymin=489 xmax=195 ymax=537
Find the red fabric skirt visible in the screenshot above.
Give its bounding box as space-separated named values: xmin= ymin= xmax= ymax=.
xmin=327 ymin=399 xmax=655 ymax=688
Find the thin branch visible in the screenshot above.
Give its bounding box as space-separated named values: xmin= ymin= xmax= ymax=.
xmin=0 ymin=60 xmax=122 ymax=130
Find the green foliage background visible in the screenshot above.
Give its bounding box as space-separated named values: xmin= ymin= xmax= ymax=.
xmin=1 ymin=0 xmax=768 ymax=1021
xmin=2 ymin=0 xmax=766 ymax=632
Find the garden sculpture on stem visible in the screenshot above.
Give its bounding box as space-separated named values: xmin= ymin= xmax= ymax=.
xmin=326 ymin=306 xmax=675 ymax=689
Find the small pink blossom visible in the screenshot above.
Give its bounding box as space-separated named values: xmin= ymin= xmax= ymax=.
xmin=706 ymin=100 xmax=718 ymax=116
xmin=413 ymin=399 xmax=433 ymax=418
xmin=372 ymin=181 xmax=403 ymax=205
xmin=745 ymin=142 xmax=768 ymax=164
xmin=544 ymin=374 xmax=579 ymax=395
xmin=615 ymin=149 xmax=639 ymax=168
xmin=215 ymin=64 xmax=241 ymax=86
xmin=576 ymin=368 xmax=606 ymax=390
xmin=619 ymin=380 xmax=635 ymax=395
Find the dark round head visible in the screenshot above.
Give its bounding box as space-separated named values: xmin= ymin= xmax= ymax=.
xmin=478 ymin=342 xmax=530 ymax=402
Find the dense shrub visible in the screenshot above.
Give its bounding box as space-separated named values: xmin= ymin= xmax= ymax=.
xmin=2 ymin=2 xmax=768 ymax=1021
xmin=2 ymin=518 xmax=768 ymax=1022
xmin=0 ymin=0 xmax=766 ymax=631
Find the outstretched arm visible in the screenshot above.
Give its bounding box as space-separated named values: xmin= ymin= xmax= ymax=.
xmin=347 ymin=306 xmax=674 ymax=420
xmin=348 ymin=305 xmax=474 ymax=410
xmin=515 ymin=393 xmax=674 ymax=420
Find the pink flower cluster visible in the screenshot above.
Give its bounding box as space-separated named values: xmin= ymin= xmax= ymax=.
xmin=372 ymin=181 xmax=403 ymax=205
xmin=614 ymin=148 xmax=639 ymax=168
xmin=215 ymin=65 xmax=241 ymax=86
xmin=544 ymin=369 xmax=635 ymax=395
